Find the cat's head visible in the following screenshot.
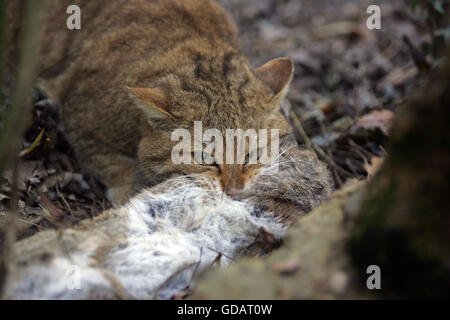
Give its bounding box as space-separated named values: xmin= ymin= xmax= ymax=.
xmin=128 ymin=54 xmax=294 ymax=194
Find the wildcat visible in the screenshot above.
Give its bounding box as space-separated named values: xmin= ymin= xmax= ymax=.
xmin=3 ymin=143 xmax=332 ymax=299
xmin=7 ymin=0 xmax=297 ymax=205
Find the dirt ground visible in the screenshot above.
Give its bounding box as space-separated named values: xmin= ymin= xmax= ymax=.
xmin=0 ymin=0 xmax=432 ymax=241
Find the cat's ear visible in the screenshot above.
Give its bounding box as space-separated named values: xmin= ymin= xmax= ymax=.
xmin=127 ymin=86 xmax=175 ymax=120
xmin=255 ymin=57 xmax=294 ymax=99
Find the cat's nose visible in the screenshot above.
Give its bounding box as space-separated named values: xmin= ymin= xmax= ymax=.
xmin=223 ymin=183 xmax=244 ymax=196
xmin=224 ymin=185 xmax=235 ymax=196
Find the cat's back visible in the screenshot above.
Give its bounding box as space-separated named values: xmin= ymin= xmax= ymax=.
xmin=8 ymin=0 xmax=239 ymax=100
xmin=40 ymin=0 xmax=238 ymax=82
xmin=6 ymin=0 xmax=241 ymax=158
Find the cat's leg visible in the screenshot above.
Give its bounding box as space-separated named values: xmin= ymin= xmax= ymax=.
xmin=69 ymin=135 xmax=139 ymax=206
xmin=92 ymin=153 xmax=138 ymax=207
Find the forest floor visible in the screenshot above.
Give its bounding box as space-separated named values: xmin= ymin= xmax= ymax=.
xmin=0 ymin=0 xmax=431 ymax=241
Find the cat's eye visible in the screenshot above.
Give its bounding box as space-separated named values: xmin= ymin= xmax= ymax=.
xmin=192 ymin=151 xmax=218 ymax=167
xmin=243 ymin=149 xmax=259 ymax=166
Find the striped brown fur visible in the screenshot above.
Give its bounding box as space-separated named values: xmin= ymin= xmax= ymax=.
xmin=6 ymin=0 xmax=297 ymax=205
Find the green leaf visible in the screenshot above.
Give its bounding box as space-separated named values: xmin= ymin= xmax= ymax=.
xmin=434 ymin=26 xmax=450 ymax=41
xmin=431 ymin=0 xmax=447 ymax=13
xmin=411 ymin=0 xmax=423 ymax=11
xmin=0 ymin=192 xmax=9 ymax=201
xmin=421 ymin=41 xmax=430 ymax=54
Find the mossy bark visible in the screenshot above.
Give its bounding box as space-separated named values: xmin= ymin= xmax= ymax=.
xmin=0 ymin=0 xmax=49 ymax=298
xmin=192 ymin=52 xmax=450 ymax=299
xmin=349 ymin=52 xmax=450 ymax=299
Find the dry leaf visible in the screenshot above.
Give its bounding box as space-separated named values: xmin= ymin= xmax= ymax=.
xmin=255 ymin=227 xmax=276 ymax=254
xmin=38 ymin=172 xmax=73 ymax=193
xmin=311 ymin=21 xmax=362 ymax=40
xmin=270 ymin=260 xmax=301 ymax=275
xmin=2 ymin=161 xmax=38 ymax=191
xmin=385 ymin=65 xmax=418 ymax=87
xmin=352 ymin=109 xmax=395 ymax=135
xmin=0 ymin=193 xmax=9 ymax=201
xmin=39 ymin=193 xmax=63 ymax=219
xmin=365 ymin=156 xmax=384 ymax=179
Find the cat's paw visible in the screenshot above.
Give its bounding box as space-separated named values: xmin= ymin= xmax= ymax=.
xmin=106 ymin=185 xmax=134 ymax=207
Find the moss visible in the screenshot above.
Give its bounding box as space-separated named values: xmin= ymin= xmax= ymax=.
xmin=192 ymin=182 xmax=368 ymax=299
xmin=348 ymin=61 xmax=450 ymax=298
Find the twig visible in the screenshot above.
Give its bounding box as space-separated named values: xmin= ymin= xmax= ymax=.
xmin=209 ymin=252 xmax=222 ymax=268
xmin=348 ymin=139 xmax=375 ymax=158
xmin=286 ymin=102 xmax=353 ymax=179
xmin=313 ymin=144 xmax=353 ymax=178
xmin=379 ymin=145 xmax=388 ymax=156
xmin=186 ymin=247 xmax=202 ymax=290
xmin=207 ymin=246 xmax=234 ymax=262
xmin=151 ymin=262 xmax=197 ymax=300
xmin=288 ymin=107 xmax=314 ymax=152
xmin=15 ymin=217 xmax=48 ymax=231
xmin=345 ymin=158 xmax=359 ymax=176
xmin=56 ymin=184 xmax=73 ymax=216
xmin=19 ymin=128 xmax=44 ymax=157
xmin=402 ymin=35 xmax=431 ymax=73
